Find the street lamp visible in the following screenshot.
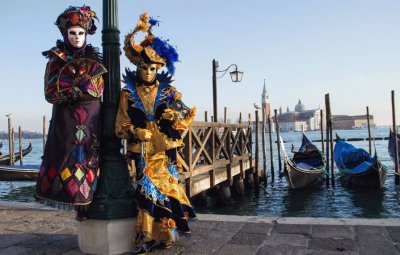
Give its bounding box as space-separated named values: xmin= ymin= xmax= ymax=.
xmin=212 ymin=59 xmax=243 ymax=122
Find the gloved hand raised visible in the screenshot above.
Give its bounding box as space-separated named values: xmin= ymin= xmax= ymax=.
xmin=133 ymin=127 xmax=152 ymax=142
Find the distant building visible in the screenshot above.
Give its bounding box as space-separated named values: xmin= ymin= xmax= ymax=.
xmin=272 ymin=99 xmax=324 ymax=132
xmin=261 ymin=79 xmax=270 ymax=118
xmin=260 ymin=80 xmax=275 ymax=132
xmin=258 ymin=82 xmax=323 ymax=132
xmin=332 ymin=115 xmax=374 ymax=129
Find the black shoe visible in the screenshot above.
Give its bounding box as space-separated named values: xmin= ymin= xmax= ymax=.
xmin=133 ymin=240 xmax=157 ymax=254
xmin=75 ymin=211 xmax=88 ymax=221
xmin=134 ymin=232 xmax=145 ymax=245
xmin=158 ymin=241 xmax=172 ymax=249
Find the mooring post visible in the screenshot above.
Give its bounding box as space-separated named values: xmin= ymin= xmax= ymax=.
xmin=325 ymin=94 xmax=330 ymax=187
xmin=224 ymin=107 xmax=227 ymax=123
xmin=18 ymin=126 xmax=23 ymax=166
xmin=391 ymin=90 xmax=399 ymax=184
xmin=7 ymin=116 xmax=12 ymax=166
xmin=366 ymin=106 xmax=372 ymax=155
xmin=267 ymin=114 xmax=275 ymax=182
xmin=327 ymin=95 xmax=335 ymax=187
xmin=320 ymin=109 xmax=324 ymax=153
xmin=254 ymin=110 xmax=260 ymax=186
xmin=261 ymin=107 xmax=267 ymax=182
xmin=274 ymin=109 xmax=282 ymax=176
xmin=11 ymin=127 xmax=14 ymax=166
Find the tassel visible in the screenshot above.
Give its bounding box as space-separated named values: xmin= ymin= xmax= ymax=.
xmin=35 ymin=195 xmax=75 ymax=211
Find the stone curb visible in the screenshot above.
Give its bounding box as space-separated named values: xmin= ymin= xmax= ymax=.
xmin=2 ymin=200 xmax=400 ymax=226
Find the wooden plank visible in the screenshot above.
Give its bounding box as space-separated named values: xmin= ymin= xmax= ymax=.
xmin=191 ymin=127 xmax=213 ymax=165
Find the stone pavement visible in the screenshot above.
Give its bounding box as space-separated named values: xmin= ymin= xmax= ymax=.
xmin=1 ymin=201 xmax=400 ymax=255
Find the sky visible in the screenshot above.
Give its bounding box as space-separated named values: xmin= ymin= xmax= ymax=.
xmin=1 ymin=0 xmax=400 ymax=132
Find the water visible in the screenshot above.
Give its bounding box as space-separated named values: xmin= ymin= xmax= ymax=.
xmin=194 ymin=126 xmax=400 ymax=218
xmin=0 ymin=139 xmax=43 ymax=202
xmin=1 ymin=127 xmax=400 ymax=218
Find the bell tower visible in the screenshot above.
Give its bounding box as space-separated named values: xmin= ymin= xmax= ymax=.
xmin=261 ymin=79 xmax=270 ymax=118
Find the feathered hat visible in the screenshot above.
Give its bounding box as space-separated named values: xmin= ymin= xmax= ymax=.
xmin=124 ymin=13 xmax=179 ymax=75
xmin=55 ymin=5 xmax=99 ymax=35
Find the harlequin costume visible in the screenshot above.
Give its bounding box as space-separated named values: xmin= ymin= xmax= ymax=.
xmin=35 ymin=6 xmax=106 ymax=214
xmin=115 ymin=13 xmax=196 ymax=253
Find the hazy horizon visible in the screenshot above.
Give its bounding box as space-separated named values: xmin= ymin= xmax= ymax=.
xmin=1 ymin=0 xmax=400 ymax=132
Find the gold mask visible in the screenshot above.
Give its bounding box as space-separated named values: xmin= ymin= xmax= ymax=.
xmin=139 ymin=63 xmax=158 ymax=83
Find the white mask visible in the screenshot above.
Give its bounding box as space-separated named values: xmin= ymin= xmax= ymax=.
xmin=67 ymin=27 xmax=86 ymax=48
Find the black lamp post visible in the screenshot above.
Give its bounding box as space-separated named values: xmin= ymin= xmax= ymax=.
xmin=212 ymin=59 xmax=243 ymax=122
xmin=88 ymin=0 xmax=136 ymax=220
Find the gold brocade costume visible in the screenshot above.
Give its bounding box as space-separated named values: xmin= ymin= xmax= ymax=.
xmin=119 ymin=11 xmax=196 ymax=253
xmin=115 ymin=71 xmax=196 ymax=244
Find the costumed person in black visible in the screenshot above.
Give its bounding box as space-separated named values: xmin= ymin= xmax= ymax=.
xmin=35 ymin=6 xmax=106 ymax=221
xmin=115 ymin=13 xmax=197 ymax=254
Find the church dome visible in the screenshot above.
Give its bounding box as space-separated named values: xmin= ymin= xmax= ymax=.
xmin=295 ymin=99 xmax=305 ymax=112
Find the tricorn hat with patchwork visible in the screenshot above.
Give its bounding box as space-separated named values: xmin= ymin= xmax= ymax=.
xmin=55 ymin=5 xmax=99 ymax=35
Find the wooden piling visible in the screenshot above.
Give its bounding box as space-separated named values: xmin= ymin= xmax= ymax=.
xmin=274 ymin=109 xmax=282 ymax=176
xmin=7 ymin=116 xmax=12 ymax=166
xmin=43 ymin=115 xmax=46 ymax=152
xmin=392 ymin=90 xmax=399 ymax=184
xmin=224 ymin=107 xmax=227 ymax=123
xmin=239 ymin=112 xmax=242 ymax=124
xmin=267 ymin=114 xmax=275 ymax=182
xmin=254 ymin=110 xmax=260 ymax=186
xmin=320 ymin=109 xmax=324 ymax=153
xmin=327 ymin=95 xmax=335 ymax=187
xmin=205 ymin=111 xmax=208 ymax=122
xmin=18 ymin=126 xmax=23 ymax=166
xmin=325 ymin=94 xmax=330 ymax=187
xmin=11 ymin=127 xmax=15 ymax=166
xmin=261 ymin=108 xmax=267 ymax=182
xmin=366 ymin=106 xmax=372 ymax=155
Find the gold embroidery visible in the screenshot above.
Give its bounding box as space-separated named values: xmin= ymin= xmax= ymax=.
xmin=136 ymin=83 xmax=159 ymax=113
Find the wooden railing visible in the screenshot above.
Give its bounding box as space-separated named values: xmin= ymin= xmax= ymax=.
xmin=178 ymin=121 xmax=253 ymax=197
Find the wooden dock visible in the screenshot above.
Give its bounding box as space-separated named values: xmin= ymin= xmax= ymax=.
xmin=178 ymin=121 xmax=257 ymax=198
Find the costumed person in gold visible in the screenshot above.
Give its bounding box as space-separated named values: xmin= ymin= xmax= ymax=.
xmin=115 ymin=13 xmax=196 ymax=254
xmin=35 ymin=6 xmax=106 ymax=220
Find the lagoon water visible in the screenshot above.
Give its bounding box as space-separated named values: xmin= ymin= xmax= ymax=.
xmin=1 ymin=126 xmax=400 ymax=218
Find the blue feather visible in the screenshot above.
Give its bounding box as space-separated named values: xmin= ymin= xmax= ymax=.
xmin=151 ymin=37 xmax=179 ymax=75
xmin=149 ymin=17 xmax=160 ymax=27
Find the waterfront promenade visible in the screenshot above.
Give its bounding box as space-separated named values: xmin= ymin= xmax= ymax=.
xmin=1 ymin=201 xmax=400 ymax=255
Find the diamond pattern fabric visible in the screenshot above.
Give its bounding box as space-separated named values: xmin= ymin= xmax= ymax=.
xmin=74 ymin=168 xmax=85 ymax=181
xmin=60 ymin=167 xmax=72 ymax=181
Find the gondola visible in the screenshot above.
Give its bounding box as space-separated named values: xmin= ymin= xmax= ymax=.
xmin=281 ymin=133 xmax=325 ymax=189
xmin=388 ymin=129 xmax=400 ymax=165
xmin=0 ymin=164 xmax=40 ymax=181
xmin=334 ymin=134 xmax=387 ymax=188
xmin=0 ymin=142 xmax=32 ymax=165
